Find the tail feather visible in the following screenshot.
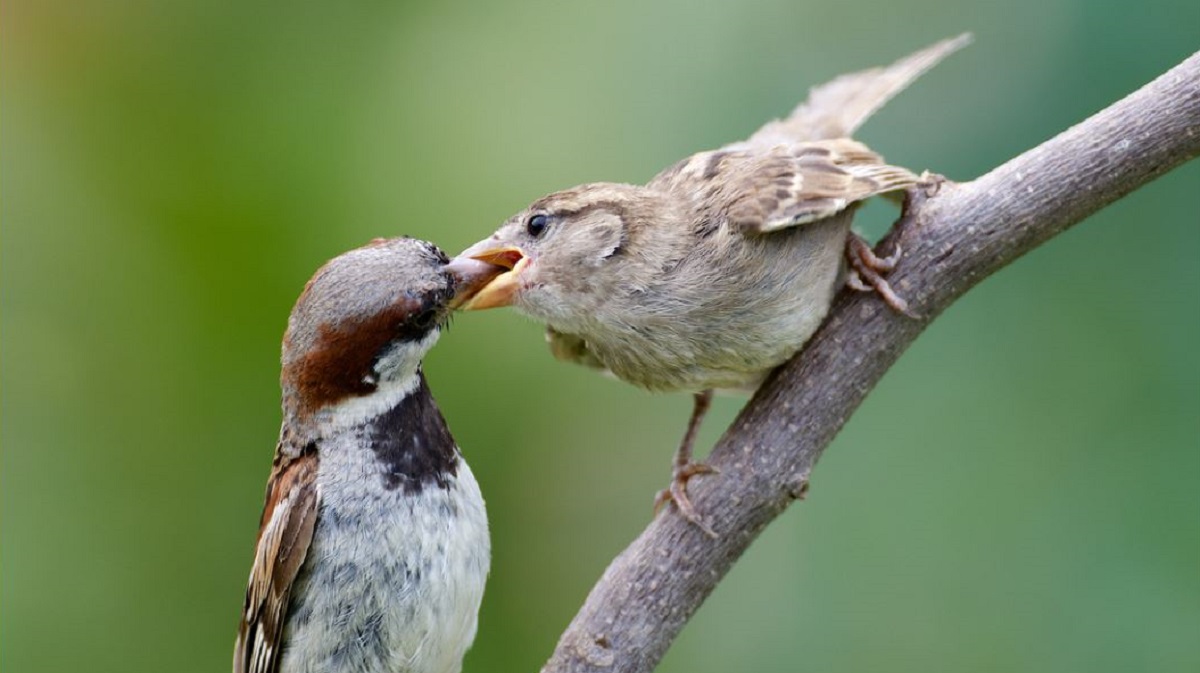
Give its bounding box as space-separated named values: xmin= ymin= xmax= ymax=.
xmin=741 ymin=33 xmax=972 ymax=147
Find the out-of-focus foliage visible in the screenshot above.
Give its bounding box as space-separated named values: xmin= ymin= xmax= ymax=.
xmin=3 ymin=1 xmax=1197 ymax=671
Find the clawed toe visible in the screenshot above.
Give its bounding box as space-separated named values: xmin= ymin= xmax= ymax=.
xmin=846 ymin=234 xmax=917 ymax=318
xmin=654 ymin=461 xmax=718 ymax=537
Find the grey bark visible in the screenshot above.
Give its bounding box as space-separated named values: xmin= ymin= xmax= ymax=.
xmin=542 ymin=50 xmax=1200 ymax=673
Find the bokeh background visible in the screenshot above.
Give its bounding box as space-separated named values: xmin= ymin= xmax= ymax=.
xmin=4 ymin=0 xmax=1198 ymax=671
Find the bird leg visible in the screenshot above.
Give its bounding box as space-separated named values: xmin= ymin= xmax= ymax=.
xmin=846 ymin=233 xmax=917 ymax=317
xmin=654 ymin=389 xmax=718 ymax=537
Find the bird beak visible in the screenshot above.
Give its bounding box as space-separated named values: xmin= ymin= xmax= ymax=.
xmin=444 ymin=256 xmax=509 ymax=310
xmin=451 ymin=244 xmax=529 ymax=310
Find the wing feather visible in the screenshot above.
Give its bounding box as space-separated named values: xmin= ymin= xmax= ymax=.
xmin=233 ymin=449 xmax=319 ymax=673
xmin=655 ymin=140 xmax=919 ymax=234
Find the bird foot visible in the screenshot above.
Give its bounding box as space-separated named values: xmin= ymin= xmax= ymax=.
xmin=846 ymin=233 xmax=918 ymax=318
xmin=654 ymin=461 xmax=719 ymax=537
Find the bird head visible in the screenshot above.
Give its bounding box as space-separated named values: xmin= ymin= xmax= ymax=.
xmin=453 ymin=182 xmax=679 ymax=328
xmin=281 ymin=237 xmax=501 ymax=423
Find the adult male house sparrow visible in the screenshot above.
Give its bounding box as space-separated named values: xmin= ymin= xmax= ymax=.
xmin=233 ymin=238 xmax=501 ymax=673
xmin=454 ymin=35 xmax=969 ymax=532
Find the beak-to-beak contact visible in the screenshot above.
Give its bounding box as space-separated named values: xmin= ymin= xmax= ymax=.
xmin=444 ymin=256 xmax=508 ymax=310
xmin=452 ymin=245 xmax=529 ymax=310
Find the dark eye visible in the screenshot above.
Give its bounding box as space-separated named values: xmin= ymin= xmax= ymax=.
xmin=526 ymin=213 xmax=549 ymax=237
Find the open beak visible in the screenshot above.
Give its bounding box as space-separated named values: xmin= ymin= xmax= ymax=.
xmin=444 ymin=256 xmax=509 ymax=310
xmin=451 ymin=244 xmax=529 ymax=310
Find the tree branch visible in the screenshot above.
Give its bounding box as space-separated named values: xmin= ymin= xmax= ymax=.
xmin=542 ymin=50 xmax=1200 ymax=673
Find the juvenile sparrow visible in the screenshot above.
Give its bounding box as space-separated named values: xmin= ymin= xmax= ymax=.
xmin=454 ymin=35 xmax=970 ymax=533
xmin=233 ymin=238 xmax=501 ymax=673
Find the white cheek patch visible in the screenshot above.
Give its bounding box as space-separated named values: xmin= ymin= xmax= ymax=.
xmin=373 ymin=329 xmax=440 ymax=384
xmin=316 ymin=329 xmax=441 ymax=433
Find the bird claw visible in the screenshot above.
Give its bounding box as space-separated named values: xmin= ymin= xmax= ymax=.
xmin=845 ymin=234 xmax=918 ymax=318
xmin=654 ymin=461 xmax=719 ymax=537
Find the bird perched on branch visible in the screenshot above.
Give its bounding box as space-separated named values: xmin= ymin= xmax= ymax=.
xmin=454 ymin=35 xmax=970 ymax=534
xmin=233 ymin=238 xmax=501 ymax=673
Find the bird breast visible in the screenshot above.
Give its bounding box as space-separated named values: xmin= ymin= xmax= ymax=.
xmin=584 ymin=213 xmax=853 ymax=392
xmin=278 ymin=422 xmax=489 ymax=673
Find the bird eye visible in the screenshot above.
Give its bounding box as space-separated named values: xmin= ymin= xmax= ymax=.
xmin=526 ymin=214 xmax=549 ymax=238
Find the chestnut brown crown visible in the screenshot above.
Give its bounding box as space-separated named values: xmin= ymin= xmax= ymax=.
xmin=280 ymin=237 xmax=498 ymax=422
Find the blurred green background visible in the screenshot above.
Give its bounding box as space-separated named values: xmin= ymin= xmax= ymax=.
xmin=4 ymin=0 xmax=1198 ymax=671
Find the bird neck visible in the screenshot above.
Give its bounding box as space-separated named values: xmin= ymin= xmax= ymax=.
xmin=293 ymin=369 xmax=462 ymax=496
xmin=350 ymin=371 xmax=460 ymax=494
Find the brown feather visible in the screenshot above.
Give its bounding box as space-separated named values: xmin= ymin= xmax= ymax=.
xmin=649 ymin=139 xmax=920 ymax=235
xmin=233 ymin=447 xmax=319 ymax=673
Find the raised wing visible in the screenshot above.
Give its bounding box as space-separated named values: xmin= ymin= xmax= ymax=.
xmin=233 ymin=448 xmax=319 ymax=673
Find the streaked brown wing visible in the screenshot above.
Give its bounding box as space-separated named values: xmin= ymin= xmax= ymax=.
xmin=233 ymin=450 xmax=319 ymax=673
xmin=659 ymin=140 xmax=919 ymax=234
